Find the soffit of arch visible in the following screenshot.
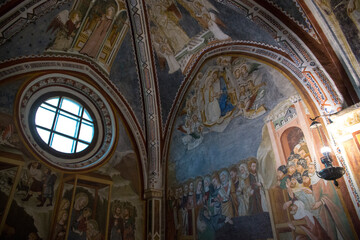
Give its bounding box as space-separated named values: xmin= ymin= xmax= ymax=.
xmin=0 ymin=56 xmax=149 ymax=188
xmin=263 ymin=0 xmax=319 ymax=42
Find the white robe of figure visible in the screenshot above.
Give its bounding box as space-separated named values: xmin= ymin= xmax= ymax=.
xmin=193 ymin=3 xmax=229 ymax=41
xmin=153 ymin=36 xmax=180 ymax=74
xmin=164 ymin=54 xmax=180 ymax=74
xmin=154 ymin=7 xmax=190 ymax=53
xmin=205 ymin=79 xmax=221 ymax=124
xmin=207 ymin=12 xmax=229 ymax=40
xmin=181 ymin=207 xmax=189 ymax=235
xmin=236 ymin=179 xmax=250 ymax=216
xmin=292 ymin=187 xmax=321 ymax=225
xmin=181 ymin=119 xmax=203 ymax=150
xmin=257 ymin=173 xmax=268 ymax=212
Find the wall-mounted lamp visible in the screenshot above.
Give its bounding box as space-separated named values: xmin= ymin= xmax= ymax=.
xmin=309 ymin=116 xmax=345 ymax=187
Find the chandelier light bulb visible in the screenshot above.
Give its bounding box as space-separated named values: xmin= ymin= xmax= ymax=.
xmin=321 ymin=146 xmax=331 ymax=154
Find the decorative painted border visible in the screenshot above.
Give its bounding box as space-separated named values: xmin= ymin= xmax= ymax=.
xmin=265 ymin=0 xmax=319 ymax=42
xmin=352 ymin=130 xmax=360 ymax=151
xmin=125 ymin=0 xmax=163 ymax=189
xmin=335 ymin=146 xmax=360 ymax=214
xmin=17 ymin=74 xmax=116 ymax=170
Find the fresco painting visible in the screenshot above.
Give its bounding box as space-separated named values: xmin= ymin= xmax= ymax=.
xmin=269 ymin=121 xmax=354 ymax=239
xmin=98 ymin=149 xmax=144 ymax=240
xmin=167 ymin=55 xmax=355 ymax=239
xmin=21 ymin=162 xmax=57 ymax=207
xmin=57 ymin=182 xmax=111 ymax=240
xmin=147 ymin=0 xmax=231 ymax=74
xmin=0 ymin=109 xmax=142 ymax=239
xmin=167 ymin=157 xmax=272 ymax=240
xmin=47 ymin=0 xmax=129 ymax=70
xmin=0 ymin=151 xmax=142 ymax=240
xmin=313 ymin=0 xmax=360 ymax=72
xmin=0 ymin=113 xmax=21 ymax=149
xmin=109 ymin=200 xmax=137 ymax=240
xmin=177 ymin=56 xmax=267 ymax=151
xmin=0 ymin=158 xmax=60 ymax=239
xmin=329 ymin=107 xmax=360 ymax=204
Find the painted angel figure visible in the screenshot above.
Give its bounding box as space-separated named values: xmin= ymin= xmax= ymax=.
xmin=178 ymin=0 xmax=230 ymax=41
xmin=151 ymin=26 xmax=181 ymax=73
xmin=47 ymin=10 xmax=82 ymax=51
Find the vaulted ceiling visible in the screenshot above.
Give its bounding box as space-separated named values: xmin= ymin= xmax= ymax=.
xmin=0 ymin=0 xmax=359 ymax=189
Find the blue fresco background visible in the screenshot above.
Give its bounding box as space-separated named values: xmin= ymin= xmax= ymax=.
xmin=168 ymin=58 xmax=297 ymax=184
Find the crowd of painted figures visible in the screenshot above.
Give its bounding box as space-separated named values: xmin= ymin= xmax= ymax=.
xmin=275 ymin=141 xmax=354 ymax=240
xmin=108 ymin=201 xmax=136 ymax=240
xmin=167 ymin=157 xmax=267 ymax=239
xmin=54 ymin=194 xmax=103 ymax=240
xmin=53 ymin=194 xmax=135 ymax=240
xmin=21 ymin=162 xmax=57 ymax=207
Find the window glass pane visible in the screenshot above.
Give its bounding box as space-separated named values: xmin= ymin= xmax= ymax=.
xmin=59 ymin=110 xmax=78 ymax=121
xmin=60 ymin=98 xmax=81 ymax=116
xmin=50 ymin=134 xmax=75 ymax=153
xmin=83 ymin=109 xmax=93 ymax=121
xmin=76 ymin=142 xmax=88 ymax=152
xmin=34 ymin=96 xmax=95 ymax=154
xmin=45 ymin=97 xmax=59 ymax=107
xmin=35 ymin=107 xmax=56 ymax=129
xmin=40 ymin=103 xmax=57 ymax=113
xmin=36 ymin=128 xmax=50 ymax=144
xmin=54 ymin=114 xmax=79 ymax=138
xmin=79 ymin=123 xmax=94 ymax=143
xmin=82 ymin=119 xmax=93 ymax=125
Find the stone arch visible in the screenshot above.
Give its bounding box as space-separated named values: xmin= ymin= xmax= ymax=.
xmin=162 ymin=42 xmax=343 ymax=186
xmin=0 ymin=56 xmax=148 ymax=189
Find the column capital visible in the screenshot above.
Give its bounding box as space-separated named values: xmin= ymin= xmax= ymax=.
xmin=144 ymin=189 xmax=163 ymax=199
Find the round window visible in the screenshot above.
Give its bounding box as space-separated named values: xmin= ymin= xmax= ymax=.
xmin=32 ymin=95 xmax=96 ymax=155
xmin=16 ymin=74 xmax=117 ymax=171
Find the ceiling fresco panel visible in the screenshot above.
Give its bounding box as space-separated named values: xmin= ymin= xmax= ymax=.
xmin=110 ymin=32 xmax=144 ymax=130
xmin=146 ymin=0 xmax=281 ymax=125
xmin=0 ymin=2 xmax=71 ymax=60
xmin=0 ymin=0 xmax=145 ymax=131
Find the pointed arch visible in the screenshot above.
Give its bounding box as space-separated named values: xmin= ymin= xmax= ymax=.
xmin=162 ymin=42 xmax=345 ymax=178
xmin=0 ymin=56 xmax=148 ymax=189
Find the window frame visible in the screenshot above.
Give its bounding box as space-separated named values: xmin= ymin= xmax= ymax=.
xmin=16 ymin=74 xmax=117 ymax=171
xmin=29 ymin=92 xmax=100 ymax=159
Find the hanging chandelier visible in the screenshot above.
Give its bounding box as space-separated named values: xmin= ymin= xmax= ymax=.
xmin=309 ymin=116 xmax=345 ymax=187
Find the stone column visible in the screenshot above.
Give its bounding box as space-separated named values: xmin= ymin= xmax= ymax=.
xmin=145 ymin=190 xmax=163 ymax=240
